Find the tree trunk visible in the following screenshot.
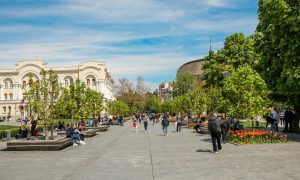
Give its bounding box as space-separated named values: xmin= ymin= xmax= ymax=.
xmin=44 ymin=124 xmax=48 ymax=139
xmin=291 ymin=105 xmax=300 ymax=133
xmin=50 ymin=124 xmax=54 ymax=140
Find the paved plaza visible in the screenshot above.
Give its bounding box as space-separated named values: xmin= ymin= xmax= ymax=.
xmin=0 ymin=121 xmax=300 ymax=180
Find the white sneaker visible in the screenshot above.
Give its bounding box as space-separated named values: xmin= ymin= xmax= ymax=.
xmin=73 ymin=143 xmax=78 ymax=146
xmin=80 ymin=141 xmax=86 ymax=145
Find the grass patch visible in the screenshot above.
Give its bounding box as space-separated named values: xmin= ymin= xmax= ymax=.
xmin=0 ymin=125 xmax=19 ymax=131
xmin=240 ymin=121 xmax=266 ymax=129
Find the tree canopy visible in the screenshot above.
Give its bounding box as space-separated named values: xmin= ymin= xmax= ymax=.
xmin=222 ymin=66 xmax=270 ymax=119
xmin=115 ymin=76 xmax=149 ymax=113
xmin=173 ymin=72 xmax=195 ymax=97
xmin=256 ymin=0 xmax=300 ymax=132
xmin=202 ymin=33 xmax=259 ymax=87
xmin=108 ymin=100 xmax=130 ymax=116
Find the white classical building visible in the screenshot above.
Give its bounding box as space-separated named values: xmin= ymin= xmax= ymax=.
xmin=0 ymin=60 xmax=115 ymax=120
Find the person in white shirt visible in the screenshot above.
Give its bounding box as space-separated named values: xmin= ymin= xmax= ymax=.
xmin=271 ymin=107 xmax=280 ymax=132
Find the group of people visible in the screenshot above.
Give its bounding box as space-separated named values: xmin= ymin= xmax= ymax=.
xmin=132 ymin=113 xmax=150 ymax=132
xmin=66 ymin=120 xmax=87 ymax=145
xmin=131 ymin=113 xmax=185 ymax=135
xmin=269 ymin=107 xmax=295 ymax=133
xmin=15 ymin=118 xmax=39 ymax=139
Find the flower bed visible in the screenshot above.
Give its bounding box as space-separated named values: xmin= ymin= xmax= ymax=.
xmin=226 ymin=130 xmax=289 ymax=145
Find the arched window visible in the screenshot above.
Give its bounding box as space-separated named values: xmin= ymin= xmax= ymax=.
xmin=10 ymin=82 xmax=13 ymax=89
xmin=3 ymin=107 xmax=6 ymax=113
xmin=8 ymin=106 xmax=11 ymax=113
xmin=4 ymin=82 xmax=8 ymax=89
xmin=85 ymin=75 xmax=96 ymax=87
xmin=65 ymin=80 xmax=69 ymax=87
xmin=4 ymin=94 xmax=7 ymax=100
xmin=9 ymin=94 xmax=13 ymax=100
xmin=63 ymin=76 xmax=74 ymax=87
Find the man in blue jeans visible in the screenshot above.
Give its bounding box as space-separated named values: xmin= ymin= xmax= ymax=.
xmin=161 ymin=115 xmax=169 ymax=136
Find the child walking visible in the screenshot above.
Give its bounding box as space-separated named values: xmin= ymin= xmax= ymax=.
xmin=133 ymin=120 xmax=137 ymax=132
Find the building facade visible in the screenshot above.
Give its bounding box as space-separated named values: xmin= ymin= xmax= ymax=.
xmin=0 ymin=60 xmax=114 ymax=121
xmin=158 ymin=81 xmax=175 ymax=102
xmin=177 ymin=59 xmax=205 ymax=81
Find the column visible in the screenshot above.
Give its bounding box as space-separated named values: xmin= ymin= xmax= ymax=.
xmin=19 ymin=85 xmax=23 ymax=100
xmin=0 ymin=85 xmax=3 ymax=100
xmin=16 ymin=84 xmax=20 ymax=100
xmin=96 ymin=81 xmax=99 ymax=93
xmin=13 ymin=84 xmax=16 ymax=100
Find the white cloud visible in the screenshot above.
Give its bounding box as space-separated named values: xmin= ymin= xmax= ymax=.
xmin=185 ymin=17 xmax=257 ymax=34
xmin=201 ymin=0 xmax=227 ymax=7
xmin=0 ymin=0 xmax=258 ymax=91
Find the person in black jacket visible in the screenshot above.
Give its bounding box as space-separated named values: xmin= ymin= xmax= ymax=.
xmin=283 ymin=109 xmax=295 ymax=133
xmin=208 ymin=113 xmax=222 ymax=154
xmin=161 ymin=115 xmax=170 ymax=136
xmin=15 ymin=124 xmax=28 ymax=139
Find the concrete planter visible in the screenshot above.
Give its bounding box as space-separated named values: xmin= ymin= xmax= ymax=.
xmin=6 ymin=137 xmax=73 ymax=151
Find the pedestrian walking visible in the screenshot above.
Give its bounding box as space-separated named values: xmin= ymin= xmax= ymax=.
xmin=150 ymin=113 xmax=156 ymax=125
xmin=144 ymin=113 xmax=149 ymax=132
xmin=133 ymin=120 xmax=137 ymax=132
xmin=220 ymin=117 xmax=228 ymax=143
xmin=176 ymin=113 xmax=183 ymax=132
xmin=161 ymin=115 xmax=169 ymax=136
xmin=272 ymin=107 xmax=280 ymax=132
xmin=283 ymin=109 xmax=294 ymax=133
xmin=138 ymin=114 xmax=142 ymax=124
xmin=208 ymin=113 xmax=222 ymax=154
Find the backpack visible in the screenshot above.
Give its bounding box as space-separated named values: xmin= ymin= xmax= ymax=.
xmin=208 ymin=118 xmax=221 ymax=133
xmin=66 ymin=127 xmax=74 ymax=138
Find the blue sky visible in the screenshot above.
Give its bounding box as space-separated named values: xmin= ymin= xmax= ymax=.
xmin=0 ymin=0 xmax=258 ymax=90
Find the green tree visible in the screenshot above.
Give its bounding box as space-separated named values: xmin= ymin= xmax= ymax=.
xmin=54 ymin=87 xmax=75 ymax=119
xmin=144 ymin=93 xmax=161 ymax=113
xmin=173 ymin=73 xmax=195 ymax=96
xmin=116 ymin=76 xmax=149 ymax=113
xmin=108 ymin=100 xmax=130 ymax=116
xmin=84 ymin=88 xmax=104 ymax=120
xmin=222 ymin=66 xmax=270 ymax=121
xmin=190 ymin=84 xmax=207 ymax=115
xmin=161 ymin=100 xmax=176 ymax=115
xmin=256 ymin=0 xmax=300 ymax=132
xmin=205 ymin=86 xmax=223 ymax=114
xmin=203 ymin=33 xmax=259 ymax=87
xmin=23 ymin=73 xmax=40 ymax=118
xmin=174 ymin=94 xmax=192 ymax=115
xmin=24 ymin=69 xmax=60 ymax=139
xmin=69 ymin=79 xmax=87 ymax=120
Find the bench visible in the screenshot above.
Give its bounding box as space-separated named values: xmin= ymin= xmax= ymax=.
xmin=85 ymin=125 xmax=109 ymax=132
xmin=199 ymin=125 xmax=210 ymax=134
xmin=83 ymin=129 xmax=98 ymax=138
xmin=57 ymin=129 xmax=97 ymax=138
xmin=7 ymin=137 xmax=73 ymax=151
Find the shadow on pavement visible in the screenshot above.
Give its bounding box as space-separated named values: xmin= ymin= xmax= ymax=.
xmin=286 ymin=133 xmax=300 ymax=142
xmin=200 ymin=138 xmax=212 ymax=142
xmin=196 ymin=149 xmax=213 ymax=153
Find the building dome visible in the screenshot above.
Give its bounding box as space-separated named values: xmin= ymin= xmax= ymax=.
xmin=177 ymin=59 xmax=205 ymax=80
